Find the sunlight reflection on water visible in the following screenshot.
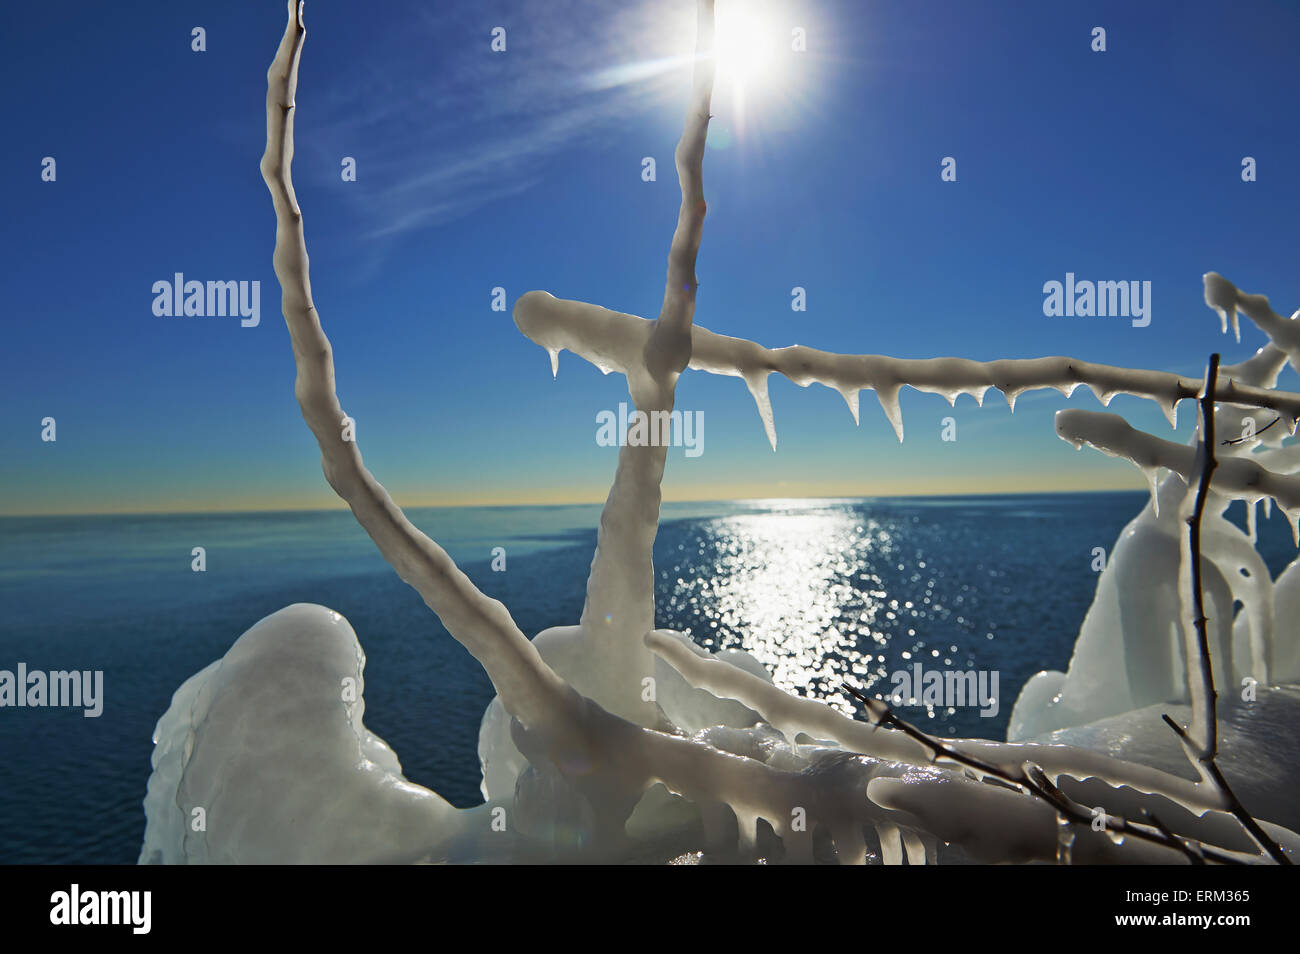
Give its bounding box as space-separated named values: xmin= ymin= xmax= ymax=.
xmin=659 ymin=500 xmax=992 ymax=725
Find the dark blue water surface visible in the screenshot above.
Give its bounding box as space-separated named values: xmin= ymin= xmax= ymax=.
xmin=1 ymin=492 xmax=1294 ymax=863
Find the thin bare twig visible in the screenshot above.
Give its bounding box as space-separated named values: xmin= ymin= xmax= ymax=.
xmin=1222 ymin=414 xmax=1280 ymax=446
xmin=837 ymin=682 xmax=1247 ymax=864
xmin=1143 ymin=809 xmax=1205 ymax=865
xmin=1186 ymin=353 xmax=1222 ymax=755
xmin=1162 ymin=714 xmax=1290 ymax=864
xmin=1165 ymin=353 xmax=1291 ymax=864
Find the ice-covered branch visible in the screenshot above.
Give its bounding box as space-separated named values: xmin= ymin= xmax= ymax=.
xmin=652 ymin=0 xmax=714 ymax=366
xmin=645 ymin=630 xmax=1237 ymax=818
xmin=528 ymin=0 xmax=716 ymax=724
xmin=260 ymin=0 xmax=576 ymax=733
xmin=839 ymin=682 xmax=1246 ymax=865
xmin=1205 ymin=271 xmax=1300 ymax=361
xmin=645 ymin=631 xmax=1265 ymax=862
xmin=515 ymin=295 xmax=1300 ymax=448
xmin=1056 ymin=408 xmax=1300 ymax=541
xmin=1168 ymin=356 xmax=1291 ymax=864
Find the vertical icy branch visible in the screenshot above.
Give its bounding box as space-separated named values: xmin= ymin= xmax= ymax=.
xmin=1167 ymin=355 xmax=1291 ymax=864
xmin=652 ymin=0 xmax=715 ymax=366
xmin=259 ymin=0 xmax=575 ymax=733
xmin=1178 ymin=355 xmax=1222 ymax=757
xmin=574 ymin=0 xmax=716 ymax=720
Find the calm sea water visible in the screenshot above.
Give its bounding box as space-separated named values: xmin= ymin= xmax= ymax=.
xmin=1 ymin=492 xmax=1294 ymax=863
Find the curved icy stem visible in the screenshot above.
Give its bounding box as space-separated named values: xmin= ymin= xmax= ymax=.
xmin=260 ymin=0 xmax=575 ymax=732
xmin=1205 ymin=272 xmax=1300 ymax=365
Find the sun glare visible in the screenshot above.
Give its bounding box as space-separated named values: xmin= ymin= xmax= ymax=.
xmin=712 ymin=1 xmax=785 ymax=95
xmin=593 ymin=2 xmax=800 ymax=128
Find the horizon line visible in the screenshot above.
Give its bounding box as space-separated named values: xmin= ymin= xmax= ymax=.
xmin=0 ymin=485 xmax=1151 ymax=520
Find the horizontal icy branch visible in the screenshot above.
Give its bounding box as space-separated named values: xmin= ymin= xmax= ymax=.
xmin=1205 ymin=272 xmax=1300 ymax=361
xmin=645 ymin=631 xmax=1234 ymax=817
xmin=1057 ymin=408 xmax=1300 ymax=542
xmin=514 ymin=292 xmax=1300 ymax=448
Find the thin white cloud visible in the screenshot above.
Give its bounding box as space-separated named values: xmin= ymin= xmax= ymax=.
xmin=299 ymin=0 xmax=699 ymax=241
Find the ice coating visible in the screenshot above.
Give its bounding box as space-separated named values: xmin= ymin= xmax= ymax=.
xmin=138 ymin=0 xmax=1300 ymax=865
xmin=1010 ymin=283 xmax=1300 ymax=743
xmin=139 ymin=604 xmax=468 ymax=864
xmin=515 ymin=292 xmax=1300 ymax=448
xmin=1055 ymin=409 xmax=1300 ymax=542
xmin=257 ymin=0 xmax=581 ymax=743
xmin=558 ymin=0 xmax=714 ymax=727
xmin=1205 ymin=271 xmax=1300 ymax=362
xmin=142 ymin=598 xmax=1300 ymax=863
xmin=646 ymin=630 xmax=1247 ymax=815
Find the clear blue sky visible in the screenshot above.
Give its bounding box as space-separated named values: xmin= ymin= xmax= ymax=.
xmin=2 ymin=0 xmax=1298 ymax=514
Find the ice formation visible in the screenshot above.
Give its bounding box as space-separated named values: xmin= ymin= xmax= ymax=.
xmin=141 ymin=0 xmax=1300 ymax=864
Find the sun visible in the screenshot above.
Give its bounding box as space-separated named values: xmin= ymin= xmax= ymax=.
xmin=590 ymin=2 xmax=798 ymax=127
xmin=711 ymin=1 xmax=785 ymax=93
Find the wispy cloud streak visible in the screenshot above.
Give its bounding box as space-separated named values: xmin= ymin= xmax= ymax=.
xmin=300 ymin=0 xmax=700 ymax=242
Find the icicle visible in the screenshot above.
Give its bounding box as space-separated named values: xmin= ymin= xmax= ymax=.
xmin=736 ymin=811 xmax=759 ymax=856
xmin=1203 ymin=271 xmax=1240 ymax=341
xmin=743 ymin=372 xmax=777 ymax=450
xmin=1289 ymin=508 xmax=1300 ymax=548
xmin=876 ymin=385 xmax=904 ymax=442
xmin=1105 ymin=815 xmax=1127 ymax=847
xmin=777 ymin=819 xmax=814 ymax=864
xmin=1161 ymin=399 xmax=1179 ymax=430
xmin=548 ymin=348 xmax=560 ymax=379
xmin=1056 ymin=814 xmax=1076 ymax=864
xmin=1085 ymin=383 xmax=1117 ymax=407
xmin=832 ymin=824 xmax=866 ymax=865
xmin=1004 ymin=387 xmax=1020 ymax=413
xmin=1144 ymin=466 xmax=1161 ymax=517
xmin=876 ymin=821 xmax=904 ymax=866
xmin=973 ymin=385 xmax=989 ymax=408
xmin=902 ymin=828 xmax=927 ymax=865
xmin=839 ymin=387 xmax=861 ymax=425
xmin=1247 ymin=498 xmax=1259 ymax=544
